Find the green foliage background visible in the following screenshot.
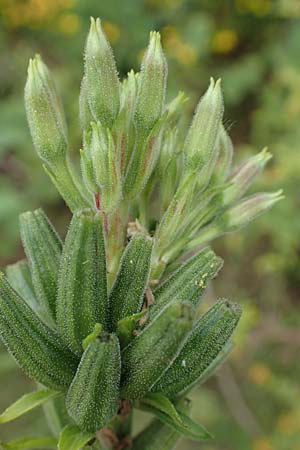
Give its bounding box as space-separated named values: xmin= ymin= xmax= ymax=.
xmin=0 ymin=0 xmax=299 ymax=449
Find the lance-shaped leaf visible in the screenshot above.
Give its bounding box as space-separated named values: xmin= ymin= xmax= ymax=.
xmin=84 ymin=17 xmax=120 ymax=127
xmin=57 ymin=210 xmax=108 ymax=356
xmin=43 ymin=395 xmax=73 ymax=437
xmin=109 ymin=235 xmax=153 ymax=329
xmin=151 ymin=247 xmax=223 ymax=317
xmin=19 ymin=209 xmax=62 ymax=322
xmin=66 ymin=334 xmax=121 ymax=433
xmin=121 ymin=300 xmax=193 ymax=399
xmin=6 ymin=260 xmax=38 ymax=312
xmin=132 ymin=397 xmax=191 ymax=450
xmin=58 ymin=425 xmax=94 ymax=450
xmin=138 ymin=395 xmax=212 ymax=441
xmin=0 ymin=273 xmax=78 ymax=390
xmin=0 ymin=389 xmax=59 ymax=424
xmin=152 ymin=299 xmax=242 ymax=397
xmin=0 ymin=436 xmax=57 ymax=449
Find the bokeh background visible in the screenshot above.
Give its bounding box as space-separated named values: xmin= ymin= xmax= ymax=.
xmin=0 ymin=0 xmax=300 ymax=449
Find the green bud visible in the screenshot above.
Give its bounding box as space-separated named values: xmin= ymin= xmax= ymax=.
xmin=19 ymin=208 xmax=62 ymax=322
xmin=85 ymin=17 xmax=120 ymax=127
xmin=121 ymin=300 xmax=193 ymax=399
xmin=187 ymin=190 xmax=284 ymax=249
xmin=183 ymin=78 xmax=224 ymax=173
xmin=79 ymin=76 xmax=94 ymax=131
xmin=223 ymin=148 xmax=272 ymax=205
xmin=66 ymin=334 xmax=121 ymax=433
xmin=134 ymin=31 xmax=167 ymax=133
xmin=24 ymin=55 xmax=68 ymax=167
xmin=221 ymin=190 xmax=284 ymax=232
xmin=89 ymin=121 xmax=122 ymax=212
xmin=213 ymin=125 xmax=233 ymax=182
xmin=152 ymin=299 xmax=241 ymax=397
xmin=56 ymin=210 xmax=108 ymax=356
xmin=109 ymin=235 xmax=153 ymax=329
xmin=151 ymin=247 xmax=223 ymax=318
xmin=165 ymin=91 xmax=188 ymax=127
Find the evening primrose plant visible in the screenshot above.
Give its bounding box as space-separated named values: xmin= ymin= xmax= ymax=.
xmin=0 ymin=18 xmax=282 ymax=450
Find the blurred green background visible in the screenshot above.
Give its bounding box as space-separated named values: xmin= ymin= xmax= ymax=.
xmin=0 ymin=0 xmax=300 ymax=449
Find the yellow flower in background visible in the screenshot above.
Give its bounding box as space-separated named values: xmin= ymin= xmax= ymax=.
xmin=277 ymin=411 xmax=300 ymax=434
xmin=58 ymin=13 xmax=80 ymax=35
xmin=162 ymin=26 xmax=197 ymax=66
xmin=253 ymin=437 xmax=273 ymax=450
xmin=102 ymin=21 xmax=121 ymax=44
xmin=1 ymin=0 xmax=75 ymax=29
xmin=212 ymin=29 xmax=238 ymax=54
xmin=249 ymin=363 xmax=271 ymax=385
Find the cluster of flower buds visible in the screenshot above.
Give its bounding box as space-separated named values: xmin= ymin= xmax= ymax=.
xmin=0 ymin=17 xmax=282 ymax=450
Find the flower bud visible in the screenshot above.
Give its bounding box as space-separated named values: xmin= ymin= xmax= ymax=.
xmin=134 ymin=31 xmax=168 ymax=133
xmin=85 ymin=17 xmax=120 ymax=127
xmin=183 ymin=78 xmax=224 ymax=173
xmin=24 ymin=55 xmax=68 ymax=167
xmin=222 ymin=190 xmax=284 ymax=231
xmin=223 ymin=148 xmax=272 ymax=205
xmin=187 ymin=190 xmax=283 ymax=250
xmin=79 ymin=76 xmax=93 ymax=131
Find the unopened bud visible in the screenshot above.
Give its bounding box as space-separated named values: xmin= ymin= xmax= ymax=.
xmin=134 ymin=31 xmax=168 ymax=133
xmin=183 ymin=78 xmax=224 ymax=173
xmin=24 ymin=55 xmax=68 ymax=167
xmin=85 ymin=17 xmax=120 ymax=127
xmin=79 ymin=75 xmax=94 ymax=131
xmin=223 ymin=148 xmax=272 ymax=205
xmin=223 ymin=190 xmax=284 ymax=231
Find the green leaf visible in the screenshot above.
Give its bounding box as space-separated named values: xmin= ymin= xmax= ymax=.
xmin=58 ymin=425 xmax=94 ymax=450
xmin=0 ymin=436 xmax=57 ymax=449
xmin=0 ymin=389 xmax=59 ymax=424
xmin=139 ymin=393 xmax=184 ymax=428
xmin=138 ymin=398 xmax=212 ymax=441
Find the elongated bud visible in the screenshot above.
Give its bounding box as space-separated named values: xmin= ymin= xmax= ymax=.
xmin=24 ymin=55 xmax=68 ymax=167
xmin=0 ymin=273 xmax=78 ymax=390
xmin=66 ymin=334 xmax=121 ymax=432
xmin=56 ymin=210 xmax=108 ymax=356
xmin=19 ymin=209 xmax=62 ymax=322
xmin=223 ymin=148 xmax=272 ymax=205
xmin=151 ymin=247 xmax=223 ymax=318
xmin=79 ymin=76 xmax=94 ymax=131
xmin=89 ymin=121 xmax=122 ymax=212
xmin=187 ymin=190 xmax=284 ymax=249
xmin=222 ymin=190 xmax=284 ymax=232
xmin=134 ymin=31 xmax=168 ymax=133
xmin=152 ymin=299 xmax=241 ymax=397
xmin=214 ymin=125 xmax=233 ymax=182
xmin=109 ymin=235 xmax=153 ymax=329
xmin=121 ymin=300 xmax=193 ymax=399
xmin=183 ymin=78 xmax=224 ymax=173
xmin=85 ymin=17 xmax=120 ymax=127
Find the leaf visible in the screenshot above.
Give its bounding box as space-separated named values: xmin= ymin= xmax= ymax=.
xmin=0 ymin=436 xmax=57 ymax=449
xmin=58 ymin=425 xmax=94 ymax=450
xmin=0 ymin=389 xmax=59 ymax=424
xmin=138 ymin=397 xmax=212 ymax=441
xmin=139 ymin=393 xmax=184 ymax=428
